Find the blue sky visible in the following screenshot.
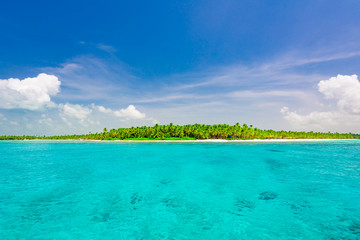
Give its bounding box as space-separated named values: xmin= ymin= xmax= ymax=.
xmin=1 ymin=0 xmax=360 ymax=135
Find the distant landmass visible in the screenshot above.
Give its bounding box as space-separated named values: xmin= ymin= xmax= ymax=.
xmin=0 ymin=123 xmax=357 ymax=140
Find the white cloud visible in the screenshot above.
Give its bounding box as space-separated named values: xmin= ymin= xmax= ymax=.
xmin=0 ymin=73 xmax=61 ymax=110
xmin=96 ymin=104 xmax=146 ymax=119
xmin=318 ymin=74 xmax=360 ymax=113
xmin=2 ymin=48 xmax=360 ymax=135
xmin=281 ymin=74 xmax=360 ymax=132
xmin=57 ymin=103 xmax=147 ymax=130
xmin=59 ymin=103 xmax=92 ymax=120
xmin=280 ymin=107 xmax=338 ymax=130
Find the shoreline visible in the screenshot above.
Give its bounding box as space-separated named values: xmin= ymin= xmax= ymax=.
xmin=4 ymin=138 xmax=358 ymax=143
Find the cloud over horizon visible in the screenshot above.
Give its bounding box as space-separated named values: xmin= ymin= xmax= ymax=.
xmin=1 ymin=52 xmax=360 ymax=135
xmin=60 ymin=103 xmax=92 ymax=121
xmin=59 ymin=103 xmax=147 ymax=123
xmin=281 ymin=74 xmax=360 ymax=132
xmin=0 ymin=73 xmax=60 ymax=110
xmin=96 ymin=104 xmax=146 ymax=120
xmin=318 ymin=74 xmax=360 ymax=114
xmin=0 ymin=72 xmax=153 ymax=135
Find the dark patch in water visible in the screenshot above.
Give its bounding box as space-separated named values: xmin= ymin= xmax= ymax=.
xmin=265 ymin=158 xmax=287 ymax=170
xmin=200 ymin=220 xmax=213 ymax=230
xmin=204 ymin=146 xmax=218 ymax=149
xmin=234 ymin=199 xmax=255 ymax=211
xmin=229 ymin=199 xmax=255 ymax=216
xmin=202 ymin=225 xmax=211 ymax=230
xmin=229 ymin=211 xmax=244 ymax=217
xmin=130 ymin=193 xmax=143 ymax=209
xmin=159 ymin=179 xmax=171 ymax=185
xmin=267 ymin=149 xmax=284 ymax=153
xmin=286 ymin=200 xmax=311 ymax=214
xmin=349 ymin=222 xmax=360 ymax=236
xmin=290 ymin=203 xmax=309 ymax=214
xmin=91 ymin=212 xmax=111 ymax=222
xmin=161 ymin=197 xmax=179 ymax=208
xmin=258 ymin=191 xmax=278 ymax=200
xmin=102 ymin=212 xmax=110 ymax=222
xmin=290 ymin=204 xmax=301 ymax=213
xmin=229 ymin=210 xmax=243 ymax=216
xmin=290 ymin=203 xmax=298 ymax=208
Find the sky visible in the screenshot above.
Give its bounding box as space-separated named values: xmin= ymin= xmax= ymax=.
xmin=1 ymin=0 xmax=360 ymax=135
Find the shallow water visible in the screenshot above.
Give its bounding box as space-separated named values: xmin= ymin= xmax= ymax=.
xmin=1 ymin=140 xmax=360 ymax=239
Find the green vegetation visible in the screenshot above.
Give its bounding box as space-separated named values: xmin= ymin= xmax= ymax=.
xmin=0 ymin=123 xmax=358 ymax=140
xmin=352 ymin=134 xmax=360 ymax=139
xmin=121 ymin=137 xmax=196 ymax=141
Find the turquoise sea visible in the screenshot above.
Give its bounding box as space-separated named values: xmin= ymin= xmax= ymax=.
xmin=0 ymin=140 xmax=360 ymax=239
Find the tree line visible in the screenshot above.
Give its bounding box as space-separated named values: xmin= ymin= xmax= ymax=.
xmin=0 ymin=123 xmax=357 ymax=140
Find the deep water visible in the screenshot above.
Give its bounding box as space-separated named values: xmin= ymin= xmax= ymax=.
xmin=0 ymin=140 xmax=360 ymax=239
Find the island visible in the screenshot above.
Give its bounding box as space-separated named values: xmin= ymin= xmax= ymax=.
xmin=0 ymin=123 xmax=357 ymax=140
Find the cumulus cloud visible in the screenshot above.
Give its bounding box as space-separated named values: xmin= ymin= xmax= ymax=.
xmin=318 ymin=74 xmax=360 ymax=113
xmin=58 ymin=103 xmax=146 ymax=127
xmin=281 ymin=74 xmax=360 ymax=132
xmin=0 ymin=73 xmax=61 ymax=110
xmin=280 ymin=107 xmax=338 ymax=130
xmin=96 ymin=104 xmax=146 ymax=119
xmin=59 ymin=103 xmax=92 ymax=120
